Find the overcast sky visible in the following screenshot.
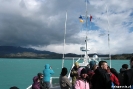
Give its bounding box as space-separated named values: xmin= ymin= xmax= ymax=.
xmin=0 ymin=0 xmax=133 ymax=54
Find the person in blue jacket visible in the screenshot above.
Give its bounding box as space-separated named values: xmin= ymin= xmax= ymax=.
xmin=43 ymin=64 xmax=54 ymax=89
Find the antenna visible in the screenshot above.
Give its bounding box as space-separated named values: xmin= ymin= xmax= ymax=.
xmin=79 ymin=0 xmax=91 ymax=63
xmin=85 ymin=0 xmax=88 ymax=56
xmin=62 ymin=11 xmax=67 ymax=68
xmin=106 ymin=5 xmax=111 ymax=68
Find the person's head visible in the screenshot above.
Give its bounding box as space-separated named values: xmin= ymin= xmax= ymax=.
xmin=80 ymin=68 xmax=88 ymax=79
xmin=74 ymin=62 xmax=79 ymax=68
xmin=37 ymin=73 xmax=43 ymax=79
xmin=120 ymin=68 xmax=126 ymax=73
xmin=61 ymin=67 xmax=68 ymax=76
xmin=45 ymin=64 xmax=50 ymax=69
xmin=99 ymin=61 xmax=108 ymax=70
xmin=130 ymin=57 xmax=133 ymax=68
xmin=110 ymin=68 xmax=118 ymax=78
xmin=98 ymin=61 xmax=104 ymax=67
xmin=122 ymin=64 xmax=128 ymax=69
xmin=10 ymin=86 xmax=19 ymax=89
xmin=89 ymin=61 xmax=96 ymax=70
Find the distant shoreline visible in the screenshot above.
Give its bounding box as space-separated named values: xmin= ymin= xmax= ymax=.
xmin=0 ymin=57 xmax=130 ymax=60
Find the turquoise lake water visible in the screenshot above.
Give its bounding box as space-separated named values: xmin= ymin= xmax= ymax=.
xmin=0 ymin=58 xmax=130 ymax=89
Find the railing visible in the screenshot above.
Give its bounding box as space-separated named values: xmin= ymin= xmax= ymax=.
xmin=26 ymin=85 xmax=32 ymax=89
xmin=50 ymin=77 xmax=59 ymax=88
xmin=26 ymin=57 xmax=81 ymax=89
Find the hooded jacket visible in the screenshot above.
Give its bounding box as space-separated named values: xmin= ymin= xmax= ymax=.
xmin=59 ymin=75 xmax=72 ymax=89
xmin=32 ymin=76 xmax=40 ymax=89
xmin=124 ymin=68 xmax=133 ymax=86
xmin=75 ymin=79 xmax=89 ymax=89
xmin=110 ymin=73 xmax=120 ymax=86
xmin=70 ymin=66 xmax=80 ymax=85
xmin=43 ymin=64 xmax=54 ymax=82
xmin=91 ymin=67 xmax=111 ymax=89
xmin=75 ymin=68 xmax=90 ymax=89
xmin=118 ymin=68 xmax=127 ymax=86
xmin=59 ymin=67 xmax=72 ymax=89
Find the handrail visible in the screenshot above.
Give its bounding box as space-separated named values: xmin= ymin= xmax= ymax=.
xmin=50 ymin=77 xmax=59 ymax=88
xmin=27 ymin=57 xmax=82 ymax=89
xmin=26 ymin=85 xmax=32 ymax=89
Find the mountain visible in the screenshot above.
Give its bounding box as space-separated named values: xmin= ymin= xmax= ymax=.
xmin=0 ymin=46 xmax=55 ymax=55
xmin=0 ymin=46 xmax=133 ymax=59
xmin=0 ymin=46 xmax=60 ymax=58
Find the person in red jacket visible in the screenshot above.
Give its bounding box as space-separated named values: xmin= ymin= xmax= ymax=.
xmin=107 ymin=66 xmax=120 ymax=86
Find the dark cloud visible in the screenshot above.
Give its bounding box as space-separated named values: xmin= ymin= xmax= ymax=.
xmin=0 ymin=0 xmax=86 ymax=47
xmin=0 ymin=0 xmax=133 ymax=54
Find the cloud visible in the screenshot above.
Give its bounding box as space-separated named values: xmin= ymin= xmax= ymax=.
xmin=0 ymin=0 xmax=133 ymax=54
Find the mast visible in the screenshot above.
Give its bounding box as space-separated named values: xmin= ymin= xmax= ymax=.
xmin=85 ymin=0 xmax=88 ymax=56
xmin=106 ymin=5 xmax=111 ymax=68
xmin=62 ymin=11 xmax=67 ymax=68
xmin=79 ymin=0 xmax=90 ymax=63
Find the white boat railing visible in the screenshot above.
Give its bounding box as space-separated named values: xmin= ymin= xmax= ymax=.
xmin=26 ymin=56 xmax=102 ymax=89
xmin=26 ymin=85 xmax=32 ymax=89
xmin=50 ymin=77 xmax=59 ymax=88
xmin=26 ymin=58 xmax=81 ymax=89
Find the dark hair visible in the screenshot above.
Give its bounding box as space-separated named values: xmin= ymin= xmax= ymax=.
xmin=122 ymin=64 xmax=128 ymax=69
xmin=85 ymin=66 xmax=91 ymax=72
xmin=61 ymin=67 xmax=68 ymax=76
xmin=37 ymin=73 xmax=43 ymax=79
xmin=10 ymin=86 xmax=19 ymax=89
xmin=98 ymin=61 xmax=107 ymax=67
xmin=80 ymin=68 xmax=87 ymax=76
xmin=110 ymin=68 xmax=118 ymax=78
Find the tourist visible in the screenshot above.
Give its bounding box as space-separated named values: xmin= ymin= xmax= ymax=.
xmin=118 ymin=64 xmax=128 ymax=86
xmin=91 ymin=61 xmax=111 ymax=89
xmin=75 ymin=68 xmax=90 ymax=89
xmin=107 ymin=66 xmax=120 ymax=86
xmin=37 ymin=73 xmax=45 ymax=89
xmin=87 ymin=65 xmax=97 ymax=89
xmin=123 ymin=57 xmax=133 ymax=88
xmin=32 ymin=73 xmax=45 ymax=89
xmin=89 ymin=60 xmax=96 ymax=70
xmin=32 ymin=76 xmax=41 ymax=89
xmin=110 ymin=68 xmax=119 ymax=78
xmin=43 ymin=64 xmax=54 ymax=89
xmin=70 ymin=62 xmax=80 ymax=89
xmin=59 ymin=67 xmax=72 ymax=89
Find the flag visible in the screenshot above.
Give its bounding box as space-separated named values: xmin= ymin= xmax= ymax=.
xmin=90 ymin=15 xmax=92 ymax=22
xmin=79 ymin=15 xmax=84 ymax=23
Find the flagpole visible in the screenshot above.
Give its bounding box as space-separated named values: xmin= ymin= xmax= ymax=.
xmin=106 ymin=5 xmax=111 ymax=68
xmin=85 ymin=0 xmax=88 ymax=56
xmin=62 ymin=11 xmax=67 ymax=68
xmin=79 ymin=0 xmax=91 ymax=63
